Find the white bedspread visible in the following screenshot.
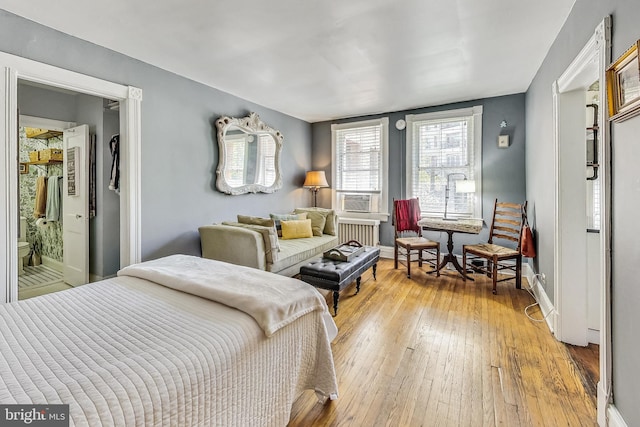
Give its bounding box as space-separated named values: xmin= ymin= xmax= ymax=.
xmin=0 ymin=271 xmax=338 ymax=426
xmin=118 ymin=254 xmax=328 ymax=337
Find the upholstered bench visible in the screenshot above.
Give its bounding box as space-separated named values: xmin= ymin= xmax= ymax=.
xmin=299 ymin=246 xmax=380 ymax=316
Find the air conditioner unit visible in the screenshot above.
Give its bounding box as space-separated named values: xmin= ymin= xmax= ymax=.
xmin=342 ymin=194 xmax=372 ymax=212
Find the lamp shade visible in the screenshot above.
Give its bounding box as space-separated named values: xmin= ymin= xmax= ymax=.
xmin=455 ymin=179 xmax=476 ymax=193
xmin=303 ymin=171 xmax=329 ymax=188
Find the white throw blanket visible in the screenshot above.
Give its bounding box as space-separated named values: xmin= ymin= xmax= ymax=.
xmin=118 ymin=254 xmax=329 ymax=337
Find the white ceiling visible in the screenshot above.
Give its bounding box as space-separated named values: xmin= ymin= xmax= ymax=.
xmin=1 ymin=0 xmax=575 ymax=122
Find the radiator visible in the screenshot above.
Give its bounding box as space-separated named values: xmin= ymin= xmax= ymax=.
xmin=338 ymin=218 xmax=380 ymax=246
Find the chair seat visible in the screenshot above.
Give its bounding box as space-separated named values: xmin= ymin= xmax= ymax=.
xmin=396 ymin=236 xmax=438 ymax=249
xmin=464 ymin=243 xmax=519 ymax=258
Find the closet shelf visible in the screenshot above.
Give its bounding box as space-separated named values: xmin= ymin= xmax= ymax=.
xmin=22 ymin=160 xmax=62 ymax=166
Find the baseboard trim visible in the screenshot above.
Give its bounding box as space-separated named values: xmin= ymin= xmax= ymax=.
xmin=607 ymin=404 xmax=629 ymax=427
xmin=523 ymin=263 xmax=555 ymax=333
xmin=598 ymin=382 xmax=608 ymax=426
xmin=379 ymin=245 xmax=394 ymax=259
xmin=42 ymin=256 xmax=63 ymax=273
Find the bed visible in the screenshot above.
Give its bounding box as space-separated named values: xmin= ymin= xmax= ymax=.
xmin=0 ymin=255 xmax=338 ymax=426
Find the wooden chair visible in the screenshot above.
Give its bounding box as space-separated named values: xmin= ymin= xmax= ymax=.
xmin=462 ymin=199 xmax=527 ymax=294
xmin=393 ymin=198 xmax=440 ymax=278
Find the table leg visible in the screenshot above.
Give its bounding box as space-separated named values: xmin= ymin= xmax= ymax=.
xmin=436 ymin=231 xmax=474 ymax=280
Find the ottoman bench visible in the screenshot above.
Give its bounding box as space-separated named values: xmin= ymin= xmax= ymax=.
xmin=299 ymin=245 xmax=380 ymax=315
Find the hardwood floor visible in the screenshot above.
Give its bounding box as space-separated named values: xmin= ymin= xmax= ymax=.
xmin=566 ymin=343 xmax=599 ymax=407
xmin=289 ymin=259 xmax=596 ymax=426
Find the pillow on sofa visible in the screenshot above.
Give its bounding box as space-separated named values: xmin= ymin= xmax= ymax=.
xmin=221 ymin=221 xmax=280 ymax=263
xmin=280 ymin=219 xmax=313 ymax=239
xmin=270 ymin=212 xmax=307 ymax=237
xmin=292 ymin=210 xmax=326 ymax=237
xmin=294 ymin=207 xmax=336 ymax=236
xmin=237 ymin=215 xmax=275 ymax=228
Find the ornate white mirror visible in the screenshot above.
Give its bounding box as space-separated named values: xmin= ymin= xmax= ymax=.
xmin=215 ymin=112 xmax=283 ymax=195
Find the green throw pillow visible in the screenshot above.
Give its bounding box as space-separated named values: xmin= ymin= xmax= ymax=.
xmin=294 ymin=208 xmax=336 ymax=236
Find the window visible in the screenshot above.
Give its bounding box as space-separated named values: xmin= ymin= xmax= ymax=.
xmin=406 ymin=106 xmax=482 ymax=218
xmin=257 ymin=134 xmax=276 ymax=186
xmin=332 ymin=118 xmax=389 ymax=219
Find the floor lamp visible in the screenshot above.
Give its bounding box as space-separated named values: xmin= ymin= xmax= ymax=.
xmin=303 ymin=171 xmax=329 ymax=207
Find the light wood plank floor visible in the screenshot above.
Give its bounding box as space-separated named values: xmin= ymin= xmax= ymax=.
xmin=289 ymin=259 xmax=596 ymax=426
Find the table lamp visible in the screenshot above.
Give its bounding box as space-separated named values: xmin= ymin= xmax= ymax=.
xmin=443 ymin=173 xmax=475 ymax=220
xmin=303 ymin=171 xmax=329 ymax=207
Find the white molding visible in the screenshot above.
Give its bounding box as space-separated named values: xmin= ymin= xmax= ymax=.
xmin=379 ymin=245 xmax=394 ymax=259
xmin=42 ymin=256 xmax=63 ymax=273
xmin=20 ymin=115 xmax=76 ymax=131
xmin=119 ymin=94 xmax=143 ymax=268
xmin=524 ymin=262 xmax=555 ymax=333
xmin=607 ymin=404 xmax=629 ymax=427
xmin=0 ymin=51 xmax=143 ymax=303
xmin=553 ymin=17 xmax=612 ymax=426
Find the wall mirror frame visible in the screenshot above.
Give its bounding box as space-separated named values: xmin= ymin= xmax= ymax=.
xmin=215 ymin=112 xmax=283 ymax=195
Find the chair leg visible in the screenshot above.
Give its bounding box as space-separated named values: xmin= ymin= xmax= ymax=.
xmin=436 ymin=247 xmax=440 ymax=277
xmin=418 ymin=249 xmax=423 ymax=268
xmin=394 ymin=243 xmax=399 ymax=269
xmin=492 ymin=257 xmax=498 ymax=294
xmin=516 ymin=256 xmax=522 ymax=289
xmin=407 ymin=246 xmax=412 ymax=278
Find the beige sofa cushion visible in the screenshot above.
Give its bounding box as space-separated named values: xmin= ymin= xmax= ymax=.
xmin=268 ymin=234 xmax=339 ymax=274
xmin=222 ymin=221 xmax=280 ymax=263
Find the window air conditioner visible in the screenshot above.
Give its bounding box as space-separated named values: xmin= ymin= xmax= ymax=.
xmin=342 ymin=194 xmax=372 ymax=212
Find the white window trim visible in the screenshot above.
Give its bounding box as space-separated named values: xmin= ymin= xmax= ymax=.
xmin=331 ymin=117 xmax=390 ymax=221
xmin=405 ymin=106 xmax=483 ymax=218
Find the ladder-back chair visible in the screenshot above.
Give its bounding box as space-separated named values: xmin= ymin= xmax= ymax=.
xmin=462 ymin=199 xmax=527 ymax=294
xmin=393 ymin=198 xmax=440 ymax=279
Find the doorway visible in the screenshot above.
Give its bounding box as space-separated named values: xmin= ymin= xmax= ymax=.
xmin=0 ymin=50 xmax=142 ymax=304
xmin=552 ymin=17 xmax=611 ymax=425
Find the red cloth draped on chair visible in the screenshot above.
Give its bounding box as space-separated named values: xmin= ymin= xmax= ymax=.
xmin=394 ymin=198 xmax=421 ymax=234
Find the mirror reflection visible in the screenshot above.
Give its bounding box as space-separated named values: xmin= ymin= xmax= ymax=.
xmin=216 ymin=113 xmax=283 ymax=195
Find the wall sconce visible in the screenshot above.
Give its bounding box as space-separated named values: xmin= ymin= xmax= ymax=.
xmin=444 ymin=173 xmax=476 ymax=220
xmin=303 ymin=170 xmax=329 ymax=207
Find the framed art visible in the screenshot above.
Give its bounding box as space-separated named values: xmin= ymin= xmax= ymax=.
xmin=607 ymin=40 xmax=640 ymax=122
xmin=19 ymin=163 xmax=28 ymax=174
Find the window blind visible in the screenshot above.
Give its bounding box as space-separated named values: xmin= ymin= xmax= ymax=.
xmin=409 ymin=115 xmax=476 ymax=217
xmin=335 ymin=124 xmax=382 ymax=195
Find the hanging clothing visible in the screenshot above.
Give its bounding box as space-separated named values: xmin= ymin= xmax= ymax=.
xmin=108 ymin=134 xmax=120 ymax=194
xmin=394 ymin=198 xmax=421 ymax=235
xmin=34 ymin=176 xmax=48 ymax=218
xmin=45 ymin=176 xmax=62 ymax=222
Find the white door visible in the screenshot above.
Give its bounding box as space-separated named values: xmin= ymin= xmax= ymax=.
xmin=63 ymin=125 xmax=89 ymax=286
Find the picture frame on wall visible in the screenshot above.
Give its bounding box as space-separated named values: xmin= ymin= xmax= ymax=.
xmin=606 ymin=40 xmax=640 ymax=123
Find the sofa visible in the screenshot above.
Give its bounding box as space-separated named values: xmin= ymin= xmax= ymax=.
xmin=199 ymin=208 xmax=339 ymax=277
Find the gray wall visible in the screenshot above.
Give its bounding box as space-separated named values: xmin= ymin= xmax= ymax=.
xmin=525 ymin=0 xmax=640 ymax=424
xmin=312 ymin=93 xmax=527 ymax=253
xmin=1 ymin=9 xmax=313 ymax=261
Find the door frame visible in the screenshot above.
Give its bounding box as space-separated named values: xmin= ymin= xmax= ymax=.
xmin=1 ymin=51 xmax=142 ymax=303
xmin=552 ymin=17 xmax=611 ymax=426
